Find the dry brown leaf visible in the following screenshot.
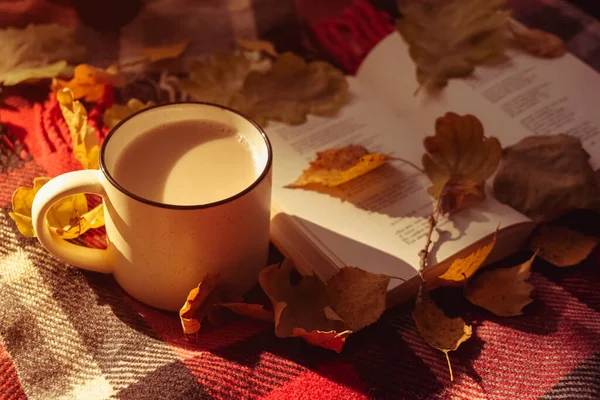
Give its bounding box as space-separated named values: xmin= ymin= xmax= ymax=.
xmin=218 ymin=303 xmax=274 ymax=322
xmin=423 ymin=112 xmax=502 ymax=214
xmin=236 ymin=38 xmax=278 ymax=58
xmin=103 ymin=98 xmax=156 ymax=130
xmin=56 ymin=88 xmax=99 ymax=169
xmin=465 ymin=253 xmax=536 ymax=316
xmin=436 ymin=232 xmax=497 ymax=287
xmin=141 ymin=41 xmax=189 ymax=63
xmin=413 ymin=292 xmax=472 ymax=381
xmin=508 ymin=20 xmax=565 ymax=58
xmin=326 ymin=266 xmax=390 ymax=331
xmin=530 ymin=225 xmax=600 ymax=267
xmin=258 ymin=259 xmax=350 ymax=352
xmin=179 ymin=274 xmax=221 ymax=335
xmin=52 ymin=64 xmax=123 ymax=102
xmin=286 ymin=145 xmax=391 ymax=188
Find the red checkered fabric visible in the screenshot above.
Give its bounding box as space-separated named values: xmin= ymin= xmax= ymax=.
xmin=2 ymin=1 xmax=600 ymax=399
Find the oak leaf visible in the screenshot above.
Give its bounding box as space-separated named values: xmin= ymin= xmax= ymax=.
xmin=0 ymin=24 xmax=85 ymax=86
xmin=507 ymin=20 xmax=565 ymax=58
xmin=530 ymin=225 xmax=600 ymax=267
xmin=179 ymin=274 xmax=221 ymax=335
xmin=326 ymin=266 xmax=390 ymax=331
xmin=56 ymin=88 xmax=100 ymax=169
xmin=141 ymin=41 xmax=189 ymax=63
xmin=103 ymin=98 xmax=156 ymax=130
xmin=8 ymin=177 xmax=102 ymax=239
xmin=436 ymin=233 xmax=497 ymax=287
xmin=236 ymin=38 xmax=279 ymax=58
xmin=465 ymin=252 xmax=536 ymax=316
xmin=52 ymin=64 xmax=124 ymax=103
xmin=423 ymin=112 xmax=502 ymax=214
xmin=286 ymin=145 xmax=390 ymax=188
xmin=493 ymin=134 xmax=600 ymax=221
xmin=413 ymin=291 xmax=472 ymax=381
xmin=396 ymin=0 xmax=509 ymax=90
xmin=241 ymin=52 xmax=349 ymax=126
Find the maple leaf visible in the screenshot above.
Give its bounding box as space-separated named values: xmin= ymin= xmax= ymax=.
xmin=141 ymin=41 xmax=189 ymax=63
xmin=56 ymin=88 xmax=100 ymax=169
xmin=326 ymin=266 xmax=390 ymax=331
xmin=465 ymin=252 xmax=536 ymax=316
xmin=413 ymin=291 xmax=472 ymax=381
xmin=530 ymin=225 xmax=600 ymax=267
xmin=493 ymin=134 xmax=600 ymax=221
xmin=241 ymin=52 xmax=349 ymax=126
xmin=179 ymin=274 xmax=221 ymax=335
xmin=103 ymin=98 xmax=156 ymax=130
xmin=422 ymin=112 xmax=502 ymax=214
xmin=236 ymin=38 xmax=279 ymax=58
xmin=8 ymin=177 xmax=103 ymax=239
xmin=52 ymin=64 xmax=124 ymax=103
xmin=435 ymin=232 xmax=497 ymax=287
xmin=0 ymin=24 xmax=85 ymax=86
xmin=258 ymin=259 xmax=351 ymax=352
xmin=507 ymin=20 xmax=565 ymax=58
xmin=286 ymin=145 xmax=391 ymax=188
xmin=396 ymin=0 xmax=509 ymax=90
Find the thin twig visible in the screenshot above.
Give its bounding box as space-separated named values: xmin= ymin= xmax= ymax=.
xmin=389 ymin=157 xmax=425 ymax=174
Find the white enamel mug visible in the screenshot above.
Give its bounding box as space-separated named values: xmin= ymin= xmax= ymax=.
xmin=31 ymin=103 xmax=273 ymax=312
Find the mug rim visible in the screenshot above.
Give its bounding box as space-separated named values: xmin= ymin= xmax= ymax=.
xmin=99 ymin=101 xmax=273 ymax=210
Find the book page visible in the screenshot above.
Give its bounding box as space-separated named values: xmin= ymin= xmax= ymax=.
xmin=356 ymin=32 xmax=600 ymax=169
xmin=267 ymin=78 xmax=530 ymax=285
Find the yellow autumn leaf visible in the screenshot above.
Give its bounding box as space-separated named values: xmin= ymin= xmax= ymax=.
xmin=423 ymin=112 xmax=502 ymax=214
xmin=286 ymin=145 xmax=391 ymax=188
xmin=52 ymin=64 xmax=123 ymax=102
xmin=507 ymin=20 xmax=565 ymax=58
xmin=413 ymin=292 xmax=472 ymax=381
xmin=530 ymin=225 xmax=600 ymax=267
xmin=465 ymin=252 xmax=536 ymax=316
xmin=236 ymin=38 xmax=279 ymax=58
xmin=8 ymin=177 xmax=102 ymax=239
xmin=436 ymin=232 xmax=497 ymax=287
xmin=2 ymin=61 xmax=68 ymax=86
xmin=56 ymin=88 xmax=100 ymax=169
xmin=103 ymin=98 xmax=156 ymax=130
xmin=141 ymin=41 xmax=189 ymax=63
xmin=179 ymin=274 xmax=221 ymax=335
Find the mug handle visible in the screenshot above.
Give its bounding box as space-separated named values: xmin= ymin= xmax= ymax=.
xmin=31 ymin=169 xmax=113 ymax=273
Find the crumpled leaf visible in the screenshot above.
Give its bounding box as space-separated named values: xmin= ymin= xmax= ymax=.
xmin=286 ymin=145 xmax=390 ymax=188
xmin=530 ymin=225 xmax=600 ymax=267
xmin=465 ymin=252 xmax=536 ymax=316
xmin=52 ymin=64 xmax=124 ymax=102
xmin=396 ymin=0 xmax=509 ymax=90
xmin=8 ymin=177 xmax=102 ymax=239
xmin=413 ymin=292 xmax=472 ymax=381
xmin=241 ymin=52 xmax=349 ymax=126
xmin=423 ymin=112 xmax=502 ymax=214
xmin=141 ymin=41 xmax=189 ymax=63
xmin=0 ymin=24 xmax=85 ymax=86
xmin=217 ymin=303 xmax=274 ymax=322
xmin=507 ymin=20 xmax=565 ymax=58
xmin=236 ymin=38 xmax=279 ymax=58
xmin=326 ymin=266 xmax=390 ymax=331
xmin=493 ymin=134 xmax=600 ymax=221
xmin=436 ymin=232 xmax=497 ymax=287
xmin=103 ymin=98 xmax=156 ymax=130
xmin=56 ymin=88 xmax=100 ymax=169
xmin=258 ymin=259 xmax=351 ymax=352
xmin=179 ymin=274 xmax=221 ymax=335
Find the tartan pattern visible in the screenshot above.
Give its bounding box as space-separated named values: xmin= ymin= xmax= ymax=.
xmin=1 ymin=0 xmax=600 ymax=399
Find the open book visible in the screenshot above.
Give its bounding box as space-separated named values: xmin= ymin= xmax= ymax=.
xmin=264 ymin=31 xmax=600 ymax=305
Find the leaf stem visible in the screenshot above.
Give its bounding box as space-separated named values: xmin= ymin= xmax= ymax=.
xmin=389 ymin=157 xmax=425 ymax=174
xmin=444 ymin=351 xmax=454 ymax=381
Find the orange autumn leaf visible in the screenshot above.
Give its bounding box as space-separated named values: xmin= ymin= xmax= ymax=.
xmin=422 ymin=112 xmax=501 ymax=214
xmin=141 ymin=41 xmax=189 ymax=63
xmin=286 ymin=145 xmax=391 ymax=188
xmin=236 ymin=38 xmax=279 ymax=58
xmin=291 ymin=328 xmax=351 ymax=353
xmin=530 ymin=225 xmax=600 ymax=267
xmin=508 ymin=20 xmax=565 ymax=58
xmin=435 ymin=232 xmax=497 ymax=287
xmin=52 ymin=64 xmax=123 ymax=102
xmin=179 ymin=274 xmax=221 ymax=335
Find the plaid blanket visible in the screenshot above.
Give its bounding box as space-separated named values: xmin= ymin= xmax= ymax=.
xmin=2 ymin=0 xmax=600 ymax=399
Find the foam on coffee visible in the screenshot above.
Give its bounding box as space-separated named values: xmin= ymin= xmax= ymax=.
xmin=113 ymin=119 xmax=259 ymax=206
